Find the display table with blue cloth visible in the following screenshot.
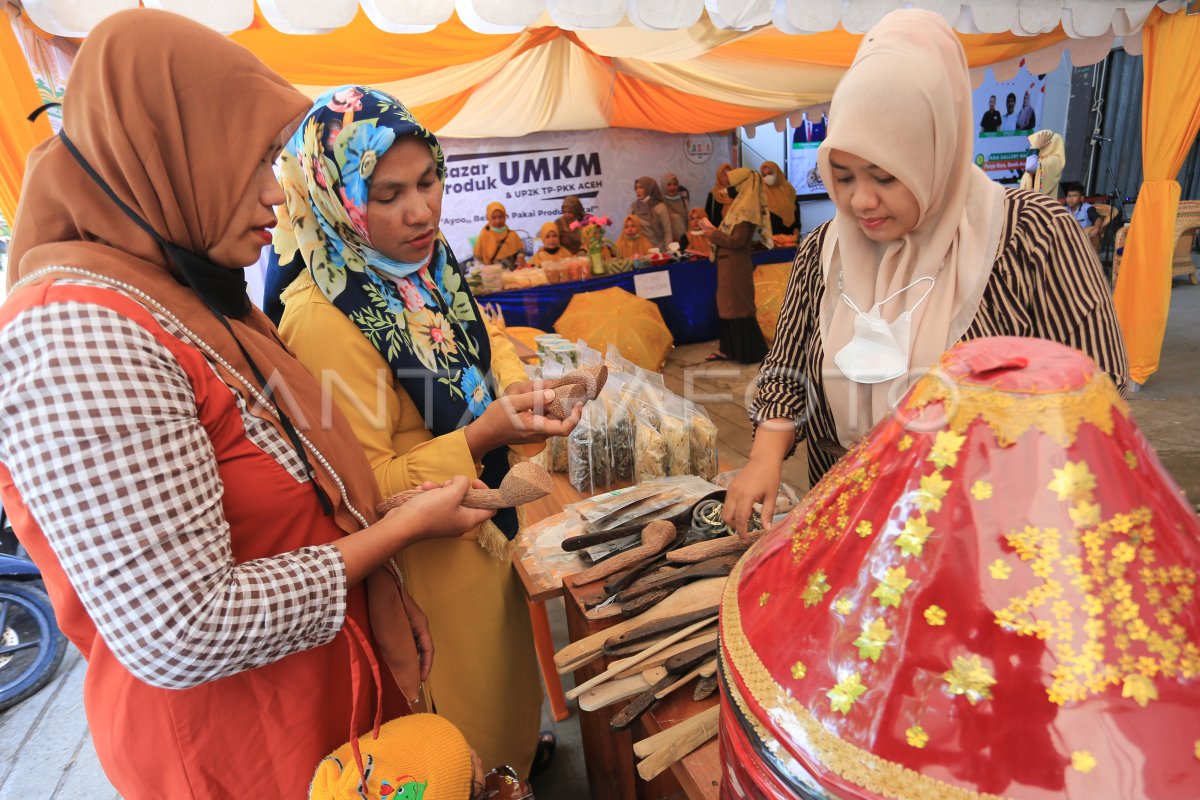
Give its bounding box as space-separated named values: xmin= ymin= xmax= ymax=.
xmin=481 ymin=248 xmax=797 ymax=345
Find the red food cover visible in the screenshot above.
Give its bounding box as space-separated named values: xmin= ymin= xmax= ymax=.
xmin=719 ymin=337 xmax=1200 ymax=799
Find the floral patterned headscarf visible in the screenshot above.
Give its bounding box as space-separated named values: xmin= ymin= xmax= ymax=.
xmin=272 ymin=86 xmax=518 ymax=538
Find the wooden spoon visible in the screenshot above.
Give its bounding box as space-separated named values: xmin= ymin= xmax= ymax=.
xmin=666 ymin=530 xmax=764 ymax=563
xmin=545 ymin=382 xmax=589 ymax=420
xmin=569 ymin=520 xmax=676 ymax=586
xmin=544 ymin=363 xmax=608 ymax=400
xmin=554 ymin=576 xmax=726 ymax=674
xmin=376 ymin=461 xmax=552 ymax=514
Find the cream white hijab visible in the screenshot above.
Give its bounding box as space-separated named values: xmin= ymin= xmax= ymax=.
xmin=817 ymin=9 xmax=1006 ymax=446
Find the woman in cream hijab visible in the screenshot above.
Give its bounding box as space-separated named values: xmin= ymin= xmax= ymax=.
xmin=1019 ymin=129 xmax=1066 ymax=198
xmin=724 ymin=9 xmax=1126 ymax=534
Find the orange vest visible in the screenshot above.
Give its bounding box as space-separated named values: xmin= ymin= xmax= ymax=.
xmin=0 ymin=282 xmax=403 ymax=798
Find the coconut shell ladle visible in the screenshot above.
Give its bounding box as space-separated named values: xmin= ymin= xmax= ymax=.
xmin=376 ymin=461 xmax=554 ymax=514
xmin=542 ymin=363 xmax=608 ymax=420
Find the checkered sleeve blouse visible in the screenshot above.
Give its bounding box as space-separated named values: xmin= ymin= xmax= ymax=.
xmin=753 ymin=188 xmax=1129 ymax=486
xmin=0 ymin=287 xmax=348 ymax=689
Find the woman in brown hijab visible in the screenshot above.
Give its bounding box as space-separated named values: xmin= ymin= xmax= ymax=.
xmin=705 ymin=162 xmax=735 ymax=228
xmin=555 ymin=195 xmax=585 ymax=254
xmin=760 ymin=160 xmax=800 ymax=237
xmin=704 ymin=168 xmax=772 ymax=364
xmin=628 ymin=176 xmax=675 ymax=249
xmin=0 ymin=10 xmax=490 ymax=798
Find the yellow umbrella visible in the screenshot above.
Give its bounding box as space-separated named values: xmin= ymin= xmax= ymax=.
xmin=553 ymin=287 xmax=674 ymax=371
xmin=754 ymin=261 xmax=792 ymax=345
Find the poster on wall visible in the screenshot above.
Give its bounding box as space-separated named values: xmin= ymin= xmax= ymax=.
xmin=787 ymin=112 xmax=828 ymax=199
xmin=972 ymin=64 xmax=1046 ymax=186
xmin=439 ymin=130 xmax=729 ymax=259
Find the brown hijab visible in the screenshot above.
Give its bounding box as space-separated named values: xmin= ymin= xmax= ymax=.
xmin=6 ymin=9 xmax=381 ymax=535
xmin=816 ymin=9 xmax=1005 ymax=446
xmin=760 ymin=161 xmax=797 ymax=228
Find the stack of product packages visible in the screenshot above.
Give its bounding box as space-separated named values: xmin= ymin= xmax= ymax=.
xmin=531 ymin=342 xmax=719 ymax=493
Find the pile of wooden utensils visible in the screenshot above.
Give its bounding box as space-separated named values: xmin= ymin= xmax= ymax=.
xmin=553 ymin=497 xmax=765 ymax=781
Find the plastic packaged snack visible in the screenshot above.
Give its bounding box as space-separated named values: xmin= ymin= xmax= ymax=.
xmin=660 ymin=397 xmax=691 ymax=477
xmin=567 ymin=405 xmax=593 ymax=493
xmin=634 ymin=406 xmax=666 ymax=482
xmin=590 ymin=400 xmax=612 ymax=490
xmin=687 ymin=402 xmax=719 ymax=480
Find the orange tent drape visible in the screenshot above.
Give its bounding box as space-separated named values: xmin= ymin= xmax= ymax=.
xmin=0 ymin=16 xmax=52 ymax=226
xmin=1112 ymin=8 xmax=1200 ymax=385
xmin=230 ymin=10 xmax=520 ymax=85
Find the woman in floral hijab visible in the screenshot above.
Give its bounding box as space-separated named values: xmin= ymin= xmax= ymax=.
xmin=270 ymin=86 xmax=573 ymax=777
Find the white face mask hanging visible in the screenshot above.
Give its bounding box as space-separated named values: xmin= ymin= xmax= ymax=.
xmin=764 ymin=174 xmax=778 ymax=186
xmin=833 ymin=275 xmax=937 ymax=384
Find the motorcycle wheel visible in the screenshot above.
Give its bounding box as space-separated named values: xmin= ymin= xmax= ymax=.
xmin=0 ymin=581 xmax=67 ymax=711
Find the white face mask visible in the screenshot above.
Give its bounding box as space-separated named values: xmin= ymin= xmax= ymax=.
xmin=764 ymin=174 xmax=778 ymax=186
xmin=833 ymin=277 xmax=935 ymax=384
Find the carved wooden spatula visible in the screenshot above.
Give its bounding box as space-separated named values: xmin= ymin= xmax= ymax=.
xmin=376 ymin=461 xmax=553 ymax=514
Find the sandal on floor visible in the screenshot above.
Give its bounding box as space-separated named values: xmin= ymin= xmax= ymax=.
xmin=530 ymin=730 xmax=557 ymax=779
xmin=704 ymin=352 xmax=731 ymax=362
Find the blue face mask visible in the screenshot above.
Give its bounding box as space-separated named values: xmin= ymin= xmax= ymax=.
xmin=361 ymin=243 xmax=433 ymax=280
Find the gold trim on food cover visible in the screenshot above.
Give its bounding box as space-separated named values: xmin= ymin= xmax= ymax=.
xmin=720 ymin=554 xmax=1012 ymax=800
xmin=902 ymin=370 xmax=1126 ymax=448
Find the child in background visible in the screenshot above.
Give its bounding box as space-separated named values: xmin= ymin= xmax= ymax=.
xmin=614 ymin=215 xmax=657 ymax=258
xmin=529 ymin=221 xmax=575 ymax=267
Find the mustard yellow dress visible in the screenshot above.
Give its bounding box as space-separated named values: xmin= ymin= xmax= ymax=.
xmin=278 ymin=272 xmax=541 ymax=775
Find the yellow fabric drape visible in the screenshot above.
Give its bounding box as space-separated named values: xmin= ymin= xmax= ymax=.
xmin=0 ymin=17 xmax=52 ymax=225
xmin=1113 ymin=8 xmax=1200 ymax=385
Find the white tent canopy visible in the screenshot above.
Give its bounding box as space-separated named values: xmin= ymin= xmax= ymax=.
xmin=22 ymin=0 xmax=1186 ymax=37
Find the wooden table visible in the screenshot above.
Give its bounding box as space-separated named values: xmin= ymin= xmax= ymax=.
xmin=564 ymin=572 xmax=721 ymax=800
xmin=514 ymin=472 xmax=725 ymax=798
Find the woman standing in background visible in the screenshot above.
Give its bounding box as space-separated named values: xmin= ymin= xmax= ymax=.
xmin=661 ymin=172 xmax=690 ymax=244
xmin=705 ymin=168 xmax=772 ymax=364
xmin=629 ymin=176 xmax=674 ymax=250
xmin=760 ymin=160 xmax=800 ymax=238
xmin=705 ymin=163 xmax=734 ymax=228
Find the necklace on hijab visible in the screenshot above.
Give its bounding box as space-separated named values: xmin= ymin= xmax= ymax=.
xmin=833 ymin=261 xmax=945 ymax=384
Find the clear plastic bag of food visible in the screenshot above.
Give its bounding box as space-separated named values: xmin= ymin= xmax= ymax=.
xmin=634 ymin=407 xmax=667 ymax=483
xmin=548 ymin=434 xmax=569 ymax=473
xmin=567 ymin=402 xmax=595 ymax=493
xmin=595 ymin=373 xmax=633 ymax=484
xmin=687 ymin=401 xmax=719 ymax=480
xmin=590 ymin=400 xmax=612 ymax=490
xmin=661 ymin=397 xmax=691 ymax=477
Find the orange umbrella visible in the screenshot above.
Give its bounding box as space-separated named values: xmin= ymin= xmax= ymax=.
xmin=553 ymin=287 xmax=674 ymax=371
xmin=754 ymin=261 xmax=792 ymax=345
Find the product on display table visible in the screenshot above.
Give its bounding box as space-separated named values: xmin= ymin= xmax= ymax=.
xmin=719 ymin=337 xmax=1200 ymax=799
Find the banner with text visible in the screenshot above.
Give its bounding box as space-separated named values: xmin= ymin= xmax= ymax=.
xmin=972 ymin=65 xmax=1047 ymax=186
xmin=439 ymin=129 xmax=730 ymax=259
